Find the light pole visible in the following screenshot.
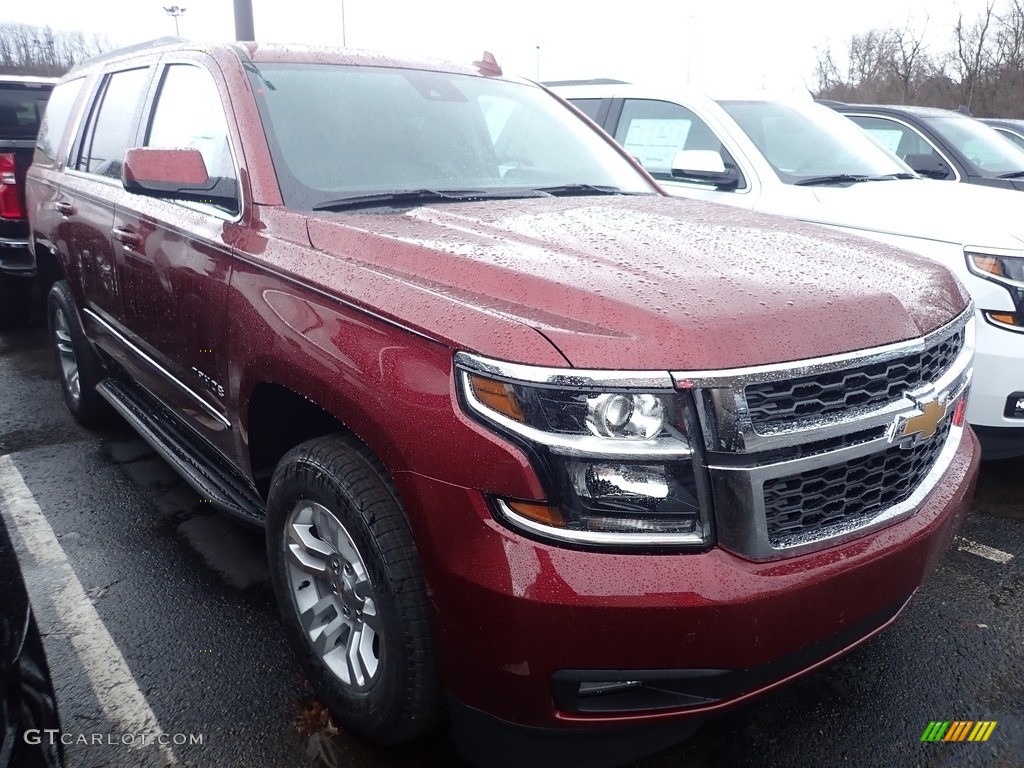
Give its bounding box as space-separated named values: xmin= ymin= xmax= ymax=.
xmin=163 ymin=5 xmax=186 ymax=36
xmin=341 ymin=0 xmax=347 ymax=46
xmin=535 ymin=45 xmax=541 ymax=81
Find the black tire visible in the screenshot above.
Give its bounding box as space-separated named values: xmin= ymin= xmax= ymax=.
xmin=47 ymin=280 xmax=113 ymax=429
xmin=266 ymin=433 xmax=441 ymax=745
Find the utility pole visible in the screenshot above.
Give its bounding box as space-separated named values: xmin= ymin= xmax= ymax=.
xmin=163 ymin=6 xmax=186 ymax=36
xmin=233 ymin=0 xmax=256 ymax=40
xmin=341 ymin=0 xmax=347 ymax=46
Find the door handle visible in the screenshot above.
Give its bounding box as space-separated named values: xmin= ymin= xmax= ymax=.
xmin=54 ymin=201 xmax=75 ymax=217
xmin=111 ymin=227 xmax=142 ymax=248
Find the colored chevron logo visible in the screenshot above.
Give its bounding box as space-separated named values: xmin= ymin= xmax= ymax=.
xmin=921 ymin=721 xmax=997 ymax=742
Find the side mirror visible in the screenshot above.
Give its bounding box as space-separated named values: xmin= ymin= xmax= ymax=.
xmin=122 ymin=148 xmax=237 ymax=208
xmin=670 ymin=149 xmax=740 ymax=189
xmin=902 ymin=152 xmax=952 ymax=180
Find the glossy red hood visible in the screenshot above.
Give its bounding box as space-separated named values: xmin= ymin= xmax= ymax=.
xmin=305 ymin=196 xmax=969 ymax=371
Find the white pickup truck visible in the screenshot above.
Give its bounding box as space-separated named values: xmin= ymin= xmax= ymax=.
xmin=551 ymin=82 xmax=1024 ymax=459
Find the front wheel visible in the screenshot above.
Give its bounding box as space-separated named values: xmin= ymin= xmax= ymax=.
xmin=265 ymin=434 xmax=441 ymax=745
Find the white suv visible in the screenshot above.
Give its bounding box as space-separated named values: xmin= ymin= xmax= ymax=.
xmin=551 ymin=82 xmax=1024 ymax=459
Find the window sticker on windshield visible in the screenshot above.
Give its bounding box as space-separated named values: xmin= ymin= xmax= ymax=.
xmin=623 ymin=119 xmax=691 ymax=169
xmin=864 ymin=128 xmax=903 ymax=154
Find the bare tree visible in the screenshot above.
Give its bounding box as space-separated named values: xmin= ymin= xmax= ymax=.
xmin=890 ymin=19 xmax=930 ymax=102
xmin=0 ymin=23 xmax=109 ymax=76
xmin=953 ymin=1 xmax=997 ymax=110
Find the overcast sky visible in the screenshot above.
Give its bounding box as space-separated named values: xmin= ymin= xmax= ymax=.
xmin=1 ymin=0 xmax=1003 ymax=90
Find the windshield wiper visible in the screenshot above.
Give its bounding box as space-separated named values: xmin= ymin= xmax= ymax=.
xmin=531 ymin=184 xmax=639 ymax=196
xmin=313 ymin=188 xmax=542 ymax=211
xmin=794 ymin=174 xmax=872 ymax=186
xmin=997 ymin=170 xmax=1024 ymax=179
xmin=871 ymin=172 xmax=917 ymax=180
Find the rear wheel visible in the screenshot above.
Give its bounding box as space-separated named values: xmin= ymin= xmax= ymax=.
xmin=266 ymin=434 xmax=441 ymax=745
xmin=47 ymin=280 xmax=113 ymax=428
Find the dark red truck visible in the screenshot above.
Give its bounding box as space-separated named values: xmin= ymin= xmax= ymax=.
xmin=0 ymin=75 xmax=55 ymax=326
xmin=26 ymin=41 xmax=978 ymax=767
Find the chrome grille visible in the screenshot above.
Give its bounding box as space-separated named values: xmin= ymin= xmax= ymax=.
xmin=762 ymin=417 xmax=952 ymax=547
xmin=744 ymin=329 xmax=964 ymax=429
xmin=685 ymin=308 xmax=974 ymax=561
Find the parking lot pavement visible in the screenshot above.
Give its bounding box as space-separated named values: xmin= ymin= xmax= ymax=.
xmin=1 ymin=324 xmax=1022 ymax=768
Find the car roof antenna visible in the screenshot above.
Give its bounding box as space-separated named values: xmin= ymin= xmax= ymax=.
xmin=473 ymin=51 xmax=503 ymax=77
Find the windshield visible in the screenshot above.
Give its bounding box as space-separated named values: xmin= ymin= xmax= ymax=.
xmin=923 ymin=116 xmax=1024 ymax=177
xmin=717 ymin=100 xmax=912 ymax=184
xmin=247 ymin=64 xmax=655 ymax=210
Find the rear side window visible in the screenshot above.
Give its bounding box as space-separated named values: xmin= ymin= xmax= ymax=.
xmin=0 ymin=82 xmax=51 ymax=139
xmin=77 ymin=67 xmax=150 ymax=179
xmin=34 ymin=79 xmax=82 ymax=166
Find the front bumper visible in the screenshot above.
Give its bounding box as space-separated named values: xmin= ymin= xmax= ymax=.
xmin=969 ymin=311 xmax=1024 ymax=457
xmin=396 ymin=427 xmax=978 ymax=766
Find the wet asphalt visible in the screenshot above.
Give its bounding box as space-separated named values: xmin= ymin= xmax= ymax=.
xmin=0 ymin=323 xmax=1021 ymax=768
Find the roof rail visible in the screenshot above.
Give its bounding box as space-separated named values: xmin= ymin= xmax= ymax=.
xmin=541 ymin=78 xmax=631 ymax=87
xmin=73 ymin=37 xmax=186 ymax=70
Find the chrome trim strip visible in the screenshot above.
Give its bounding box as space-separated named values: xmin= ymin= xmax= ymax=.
xmin=454 ymin=350 xmax=674 ymax=390
xmin=494 ymin=499 xmax=706 ymax=547
xmin=459 ymin=372 xmax=691 ymax=458
xmin=688 ymin=310 xmax=973 ymax=454
xmin=0 ymin=236 xmax=29 ymax=248
xmin=673 ymin=306 xmax=972 ymax=385
xmin=83 ymin=308 xmax=231 ymax=428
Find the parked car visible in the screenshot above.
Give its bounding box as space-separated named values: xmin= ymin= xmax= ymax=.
xmin=28 ymin=42 xmax=979 ymax=768
xmin=981 ymin=118 xmax=1024 ymax=151
xmin=553 ymin=82 xmax=1024 ymax=459
xmin=820 ymin=101 xmax=1024 ymax=190
xmin=1 ymin=509 xmax=64 ymax=768
xmin=0 ymin=75 xmax=56 ymax=328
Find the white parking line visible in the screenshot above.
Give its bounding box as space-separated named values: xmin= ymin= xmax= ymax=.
xmin=0 ymin=455 xmax=177 ymax=764
xmin=955 ymin=536 xmax=1015 ymax=565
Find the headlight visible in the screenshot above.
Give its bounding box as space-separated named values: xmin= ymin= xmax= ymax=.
xmin=455 ymin=352 xmax=713 ymax=549
xmin=966 ymin=249 xmax=1024 ymax=331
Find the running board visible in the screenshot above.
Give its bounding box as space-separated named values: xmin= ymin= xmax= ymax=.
xmin=97 ymin=378 xmax=265 ymax=525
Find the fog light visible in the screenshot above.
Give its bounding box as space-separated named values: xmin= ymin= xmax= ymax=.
xmin=579 ymin=681 xmax=643 ymax=697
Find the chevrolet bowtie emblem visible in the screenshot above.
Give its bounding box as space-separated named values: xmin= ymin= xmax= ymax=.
xmin=889 ymin=394 xmax=949 ymax=448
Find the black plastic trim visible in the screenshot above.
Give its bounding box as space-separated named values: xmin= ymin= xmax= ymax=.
xmin=551 ymin=596 xmax=910 ymax=714
xmin=448 ymin=695 xmax=701 ymax=768
xmin=972 ymin=424 xmax=1024 ymax=460
xmin=96 ymin=377 xmax=265 ymax=524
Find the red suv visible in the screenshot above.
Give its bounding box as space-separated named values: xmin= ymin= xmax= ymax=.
xmin=26 ymin=41 xmax=978 ymax=767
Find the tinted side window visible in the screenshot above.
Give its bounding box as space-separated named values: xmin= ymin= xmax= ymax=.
xmin=569 ymin=98 xmax=602 ymax=121
xmin=614 ymin=99 xmax=744 ymax=188
xmin=848 ymin=115 xmax=935 ymax=160
xmin=146 ymin=64 xmax=237 ymax=194
xmin=34 ymin=79 xmax=81 ymax=165
xmin=0 ymin=83 xmax=51 ymax=138
xmin=78 ymin=67 xmax=150 ymax=179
